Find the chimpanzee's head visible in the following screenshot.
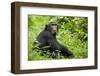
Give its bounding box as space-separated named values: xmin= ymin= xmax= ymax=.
xmin=45 ymin=22 xmax=59 ymax=35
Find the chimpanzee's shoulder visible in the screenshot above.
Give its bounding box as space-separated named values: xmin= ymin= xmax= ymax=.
xmin=42 ymin=30 xmax=53 ymax=38
xmin=42 ymin=30 xmax=50 ymax=34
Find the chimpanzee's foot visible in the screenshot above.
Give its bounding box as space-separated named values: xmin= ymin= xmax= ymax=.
xmin=67 ymin=53 xmax=74 ymax=58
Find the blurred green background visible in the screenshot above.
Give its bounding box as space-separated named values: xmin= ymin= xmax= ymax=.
xmin=28 ymin=15 xmax=88 ymax=61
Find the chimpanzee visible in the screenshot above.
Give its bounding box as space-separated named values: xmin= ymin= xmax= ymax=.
xmin=36 ymin=22 xmax=73 ymax=58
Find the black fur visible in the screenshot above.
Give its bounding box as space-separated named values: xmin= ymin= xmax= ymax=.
xmin=37 ymin=22 xmax=73 ymax=58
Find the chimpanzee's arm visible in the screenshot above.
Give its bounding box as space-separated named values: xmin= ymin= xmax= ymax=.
xmin=46 ymin=34 xmax=73 ymax=57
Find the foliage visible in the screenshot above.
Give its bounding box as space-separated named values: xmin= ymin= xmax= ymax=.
xmin=28 ymin=15 xmax=88 ymax=60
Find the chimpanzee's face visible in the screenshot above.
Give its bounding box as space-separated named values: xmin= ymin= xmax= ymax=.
xmin=51 ymin=25 xmax=58 ymax=34
xmin=45 ymin=22 xmax=59 ymax=35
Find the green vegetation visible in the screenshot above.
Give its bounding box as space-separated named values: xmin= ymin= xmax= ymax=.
xmin=28 ymin=15 xmax=88 ymax=60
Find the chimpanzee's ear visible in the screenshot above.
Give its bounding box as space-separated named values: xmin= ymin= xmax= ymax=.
xmin=56 ymin=23 xmax=59 ymax=31
xmin=45 ymin=24 xmax=48 ymax=30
